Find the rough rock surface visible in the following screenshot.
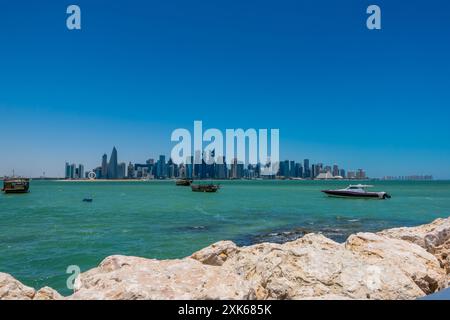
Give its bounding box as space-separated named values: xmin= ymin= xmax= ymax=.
xmin=191 ymin=240 xmax=239 ymax=266
xmin=34 ymin=286 xmax=63 ymax=300
xmin=0 ymin=272 xmax=35 ymax=300
xmin=379 ymin=218 xmax=450 ymax=274
xmin=69 ymin=255 xmax=252 ymax=300
xmin=219 ymin=234 xmax=429 ymax=300
xmin=1 ymin=217 xmax=449 ymax=300
xmin=345 ymin=233 xmax=446 ymax=294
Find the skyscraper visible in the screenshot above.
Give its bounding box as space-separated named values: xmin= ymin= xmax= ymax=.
xmin=332 ymin=164 xmax=339 ymax=177
xmin=215 ymin=156 xmax=226 ymax=179
xmin=303 ymin=159 xmax=310 ymax=178
xmin=231 ymin=158 xmax=238 ymax=179
xmin=194 ymin=150 xmax=202 ymax=179
xmin=78 ymin=164 xmax=84 ymax=180
xmin=290 ymin=161 xmax=296 ymax=177
xmin=127 ymin=162 xmax=135 ymax=179
xmin=101 ymin=154 xmax=108 ymax=179
xmin=311 ymin=164 xmax=317 ymax=179
xmin=70 ymin=163 xmax=76 ymax=179
xmin=157 ymin=155 xmax=166 ymax=178
xmin=65 ymin=162 xmax=71 ymax=179
xmin=186 ymin=155 xmax=194 ymax=179
xmin=117 ymin=162 xmax=126 ymax=179
xmin=295 ymin=163 xmax=303 ymax=178
xmin=356 ymin=169 xmax=366 ymax=180
xmin=107 ymin=147 xmax=118 ymax=179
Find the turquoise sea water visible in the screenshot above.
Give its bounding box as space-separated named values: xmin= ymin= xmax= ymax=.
xmin=1 ymin=180 xmax=450 ymax=295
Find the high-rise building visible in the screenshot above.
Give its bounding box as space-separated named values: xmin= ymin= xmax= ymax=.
xmin=107 ymin=147 xmax=118 ymax=179
xmin=289 ymin=161 xmax=296 ymax=177
xmin=193 ymin=150 xmax=202 ymax=179
xmin=281 ymin=160 xmax=290 ymax=178
xmin=215 ymin=156 xmax=227 ymax=179
xmin=356 ymin=169 xmax=366 ymax=180
xmin=303 ymin=159 xmax=310 ymax=178
xmin=237 ymin=161 xmax=244 ymax=179
xmin=118 ymin=162 xmax=126 ymax=179
xmin=101 ymin=154 xmax=108 ymax=179
xmin=295 ymin=163 xmax=303 ymax=178
xmin=157 ymin=155 xmax=166 ymax=178
xmin=332 ymin=164 xmax=339 ymax=177
xmin=127 ymin=162 xmax=135 ymax=179
xmin=347 ymin=170 xmax=356 ymax=179
xmin=78 ymin=164 xmax=84 ymax=180
xmin=94 ymin=166 xmax=102 ymax=179
xmin=65 ymin=162 xmax=71 ymax=179
xmin=70 ymin=163 xmax=76 ymax=179
xmin=231 ymin=158 xmax=238 ymax=179
xmin=311 ymin=164 xmax=317 ymax=178
xmin=316 ymin=163 xmax=323 ymax=174
xmin=167 ymin=158 xmax=177 ymax=178
xmin=186 ymin=156 xmax=194 ymax=179
xmin=340 ymin=169 xmax=346 ymax=178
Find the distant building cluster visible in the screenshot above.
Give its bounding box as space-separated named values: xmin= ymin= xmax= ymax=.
xmin=381 ymin=175 xmax=433 ymax=181
xmin=65 ymin=147 xmax=368 ymax=180
xmin=64 ymin=163 xmax=84 ymax=180
xmin=278 ymin=160 xmax=367 ymax=180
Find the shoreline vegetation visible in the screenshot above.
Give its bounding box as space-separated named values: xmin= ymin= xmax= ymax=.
xmin=1 ymin=217 xmax=449 ymax=300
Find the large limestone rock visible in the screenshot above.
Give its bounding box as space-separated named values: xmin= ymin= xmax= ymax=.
xmin=345 ymin=233 xmax=446 ymax=294
xmin=0 ymin=273 xmax=35 ymax=300
xmin=69 ymin=232 xmax=447 ymax=300
xmin=379 ymin=217 xmax=450 ymax=274
xmin=219 ymin=234 xmax=427 ymax=300
xmin=69 ymin=255 xmax=253 ymax=300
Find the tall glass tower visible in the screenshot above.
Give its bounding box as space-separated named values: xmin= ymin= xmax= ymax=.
xmin=107 ymin=147 xmax=118 ymax=179
xmin=101 ymin=154 xmax=108 ymax=179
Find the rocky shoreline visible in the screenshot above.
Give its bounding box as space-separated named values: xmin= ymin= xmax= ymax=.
xmin=1 ymin=217 xmax=449 ymax=300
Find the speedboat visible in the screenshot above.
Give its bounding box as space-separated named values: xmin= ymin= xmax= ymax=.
xmin=321 ymin=184 xmax=391 ymax=199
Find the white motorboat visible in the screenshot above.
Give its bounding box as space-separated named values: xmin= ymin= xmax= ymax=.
xmin=322 ymin=184 xmax=391 ymax=199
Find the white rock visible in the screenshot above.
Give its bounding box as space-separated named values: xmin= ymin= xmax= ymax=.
xmin=0 ymin=272 xmax=35 ymax=300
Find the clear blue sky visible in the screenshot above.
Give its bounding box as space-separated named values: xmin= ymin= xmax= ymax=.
xmin=0 ymin=0 xmax=449 ymax=178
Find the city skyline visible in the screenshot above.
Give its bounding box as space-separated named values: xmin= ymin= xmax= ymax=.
xmin=0 ymin=142 xmax=438 ymax=180
xmin=65 ymin=146 xmax=367 ymax=180
xmin=1 ymin=1 xmax=449 ymax=178
xmin=59 ymin=146 xmax=436 ymax=181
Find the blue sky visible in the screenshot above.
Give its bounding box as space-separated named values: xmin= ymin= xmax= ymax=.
xmin=0 ymin=0 xmax=449 ymax=178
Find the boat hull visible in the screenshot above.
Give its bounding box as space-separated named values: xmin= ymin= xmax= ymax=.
xmin=2 ymin=188 xmax=29 ymax=194
xmin=191 ymin=184 xmax=220 ymax=193
xmin=322 ymin=190 xmax=389 ymax=199
xmin=176 ymin=179 xmax=192 ymax=186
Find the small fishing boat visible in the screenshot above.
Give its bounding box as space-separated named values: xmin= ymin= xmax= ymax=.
xmin=322 ymin=184 xmax=391 ymax=199
xmin=1 ymin=178 xmax=30 ymax=194
xmin=82 ymin=198 xmax=93 ymax=202
xmin=191 ymin=184 xmax=220 ymax=193
xmin=176 ymin=179 xmax=192 ymax=186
